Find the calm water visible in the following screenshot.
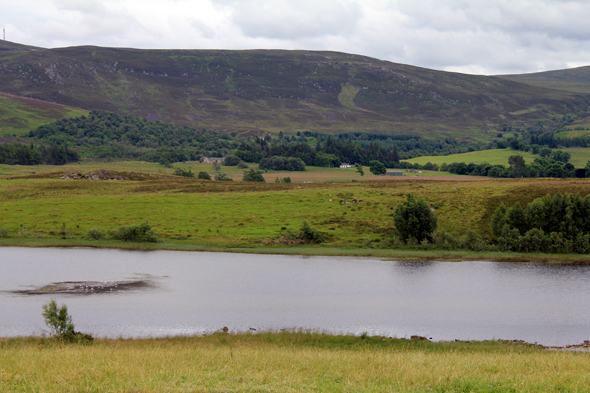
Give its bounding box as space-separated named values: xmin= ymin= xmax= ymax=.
xmin=1 ymin=247 xmax=590 ymax=346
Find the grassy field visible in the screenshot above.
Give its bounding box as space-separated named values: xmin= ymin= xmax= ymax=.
xmin=405 ymin=149 xmax=538 ymax=167
xmin=0 ymin=160 xmax=460 ymax=180
xmin=2 ymin=165 xmax=590 ymax=262
xmin=0 ymin=94 xmax=87 ymax=136
xmin=1 ymin=332 xmax=589 ymax=392
xmin=405 ymin=148 xmax=590 ymax=168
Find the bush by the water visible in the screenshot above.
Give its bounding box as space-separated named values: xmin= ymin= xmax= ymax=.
xmin=42 ymin=299 xmax=93 ymax=343
xmin=300 ymin=221 xmax=327 ymax=244
xmin=110 ymin=221 xmax=158 ymax=242
xmin=393 ymin=193 xmax=438 ymax=242
xmin=87 ymin=227 xmax=105 ymax=240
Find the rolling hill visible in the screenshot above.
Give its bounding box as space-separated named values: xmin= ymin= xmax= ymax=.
xmin=0 ymin=41 xmax=589 ymax=139
xmin=501 ymin=66 xmax=590 ymax=94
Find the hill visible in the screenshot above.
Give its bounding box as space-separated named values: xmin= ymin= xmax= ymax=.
xmin=0 ymin=92 xmax=87 ymax=136
xmin=501 ymin=66 xmax=590 ymax=94
xmin=0 ymin=42 xmax=588 ymax=139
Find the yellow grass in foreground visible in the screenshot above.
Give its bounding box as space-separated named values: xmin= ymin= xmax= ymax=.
xmin=1 ymin=334 xmax=589 ymax=392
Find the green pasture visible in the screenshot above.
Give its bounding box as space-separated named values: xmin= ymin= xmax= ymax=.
xmin=405 ymin=149 xmax=538 ymax=167
xmin=0 ymin=96 xmax=87 ymax=136
xmin=0 ymin=160 xmax=463 ymax=181
xmin=3 ymin=171 xmax=590 ymax=252
xmin=405 ymin=148 xmax=590 ymax=168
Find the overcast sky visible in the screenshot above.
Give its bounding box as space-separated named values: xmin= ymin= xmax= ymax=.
xmin=3 ymin=0 xmax=590 ymax=75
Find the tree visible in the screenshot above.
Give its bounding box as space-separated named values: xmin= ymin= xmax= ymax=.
xmin=506 ymin=202 xmax=528 ymax=235
xmin=212 ymin=162 xmax=222 ymax=172
xmin=490 ymin=203 xmax=508 ymax=238
xmin=389 ymin=145 xmax=399 ymax=164
xmin=242 ymin=169 xmax=266 ymax=182
xmin=369 ymin=160 xmax=386 ymax=175
xmin=42 ymin=299 xmax=75 ymax=337
xmin=551 ymin=150 xmax=571 ymax=163
xmin=223 ymin=154 xmax=241 ymax=166
xmin=508 ymin=155 xmax=526 ymax=178
xmin=394 ymin=193 xmax=438 ymax=241
xmin=355 ymin=163 xmax=364 ymax=176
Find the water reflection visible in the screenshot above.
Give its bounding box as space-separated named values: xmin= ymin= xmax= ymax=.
xmin=1 ymin=247 xmax=590 ymax=346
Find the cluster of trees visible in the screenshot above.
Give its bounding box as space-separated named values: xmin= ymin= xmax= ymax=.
xmin=28 ymin=110 xmax=246 ymax=164
xmin=490 ymin=194 xmax=590 ymax=253
xmin=437 ymin=153 xmax=578 ymax=178
xmin=258 ymin=156 xmax=306 ymax=171
xmin=0 ymin=143 xmax=79 ymax=165
xmin=392 ymin=192 xmax=590 ymax=254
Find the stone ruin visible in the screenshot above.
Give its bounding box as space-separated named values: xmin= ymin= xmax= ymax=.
xmin=60 ymin=169 xmax=129 ymax=181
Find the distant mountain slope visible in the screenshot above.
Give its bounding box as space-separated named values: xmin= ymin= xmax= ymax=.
xmin=501 ymin=66 xmax=590 ymax=94
xmin=0 ymin=42 xmax=588 ymax=138
xmin=0 ymin=92 xmax=88 ymax=136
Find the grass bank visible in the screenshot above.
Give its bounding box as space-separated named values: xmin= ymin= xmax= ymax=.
xmin=1 ymin=332 xmax=588 ymax=392
xmin=2 ymin=172 xmax=590 ymax=261
xmin=3 ymin=238 xmax=590 ymax=264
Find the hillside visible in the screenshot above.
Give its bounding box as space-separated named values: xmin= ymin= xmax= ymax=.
xmin=0 ymin=42 xmax=588 ymax=139
xmin=0 ymin=92 xmax=87 ymax=136
xmin=501 ymin=66 xmax=590 ymax=94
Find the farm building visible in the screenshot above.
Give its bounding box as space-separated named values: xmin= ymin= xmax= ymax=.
xmin=386 ymin=171 xmax=403 ymax=176
xmin=340 ymin=163 xmax=352 ymax=168
xmin=202 ymin=157 xmax=224 ymax=163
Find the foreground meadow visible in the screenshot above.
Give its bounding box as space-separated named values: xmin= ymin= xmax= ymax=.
xmin=1 ymin=332 xmax=589 ymax=392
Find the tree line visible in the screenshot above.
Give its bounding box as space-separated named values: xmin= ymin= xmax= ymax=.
xmin=0 ymin=143 xmax=79 ymax=165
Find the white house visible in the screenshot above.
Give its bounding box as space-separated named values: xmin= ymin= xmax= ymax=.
xmin=340 ymin=163 xmax=352 ymax=168
xmin=202 ymin=157 xmax=224 ymax=163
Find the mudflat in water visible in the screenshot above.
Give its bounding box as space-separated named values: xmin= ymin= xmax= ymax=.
xmin=1 ymin=247 xmax=590 ymax=346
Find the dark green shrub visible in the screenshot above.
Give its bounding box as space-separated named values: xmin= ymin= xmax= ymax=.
xmin=237 ymin=161 xmax=249 ymax=169
xmin=215 ymin=173 xmax=233 ymax=181
xmin=87 ymin=227 xmax=105 ymax=240
xmin=111 ymin=221 xmax=158 ymax=242
xmin=300 ymin=221 xmax=327 ymax=243
xmin=393 ymin=193 xmax=438 ymax=242
xmin=173 ymin=167 xmax=195 ymax=177
xmin=243 ymin=169 xmax=266 ymax=182
xmin=197 ymin=171 xmax=211 ymax=180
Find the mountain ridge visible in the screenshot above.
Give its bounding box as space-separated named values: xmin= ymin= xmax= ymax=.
xmin=0 ymin=41 xmax=588 ymax=139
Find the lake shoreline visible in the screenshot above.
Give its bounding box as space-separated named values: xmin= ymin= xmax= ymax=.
xmin=2 ymin=331 xmax=589 ymax=351
xmin=2 ymin=238 xmax=590 ymax=264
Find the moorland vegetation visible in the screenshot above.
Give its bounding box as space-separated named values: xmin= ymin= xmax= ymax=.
xmin=2 ymin=41 xmax=588 ymax=137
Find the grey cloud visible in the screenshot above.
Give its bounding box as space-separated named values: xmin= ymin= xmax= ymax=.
xmin=218 ymin=0 xmax=362 ymax=39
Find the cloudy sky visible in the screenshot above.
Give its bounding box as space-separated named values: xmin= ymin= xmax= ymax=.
xmin=3 ymin=0 xmax=590 ymax=75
